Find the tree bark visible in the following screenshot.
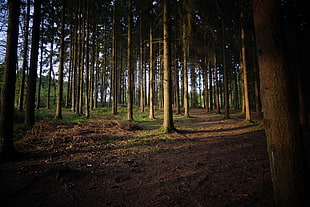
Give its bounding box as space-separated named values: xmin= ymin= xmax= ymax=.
xmin=17 ymin=0 xmax=30 ymax=112
xmin=240 ymin=13 xmax=251 ymax=121
xmin=55 ymin=1 xmax=66 ymax=119
xmin=0 ymin=0 xmax=21 ymax=159
xmin=253 ymin=0 xmax=309 ymax=206
xmin=111 ymin=1 xmax=117 ymax=115
xmin=25 ymin=0 xmax=41 ymax=127
xmin=162 ymin=0 xmax=175 ymax=133
xmin=127 ymin=0 xmax=133 ymax=121
xmin=149 ymin=9 xmax=155 ymax=119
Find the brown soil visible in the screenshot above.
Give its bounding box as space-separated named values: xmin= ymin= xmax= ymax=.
xmin=0 ymin=109 xmax=274 ymax=207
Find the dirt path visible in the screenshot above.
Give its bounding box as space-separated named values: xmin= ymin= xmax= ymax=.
xmin=0 ymin=109 xmax=274 ymax=207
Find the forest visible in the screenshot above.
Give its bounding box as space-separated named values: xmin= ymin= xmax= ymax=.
xmin=0 ymin=0 xmax=309 ymax=206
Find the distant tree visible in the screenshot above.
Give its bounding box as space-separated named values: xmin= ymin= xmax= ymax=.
xmin=0 ymin=0 xmax=21 ymax=159
xmin=253 ymin=0 xmax=309 ymax=206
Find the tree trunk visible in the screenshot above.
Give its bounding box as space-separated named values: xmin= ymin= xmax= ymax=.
xmin=222 ymin=19 xmax=229 ymax=119
xmin=47 ymin=41 xmax=53 ymax=109
xmin=149 ymin=9 xmax=155 ymax=119
xmin=25 ymin=0 xmax=41 ymax=127
xmin=240 ymin=14 xmax=251 ymax=121
xmin=0 ymin=0 xmax=21 ymax=159
xmin=18 ymin=0 xmax=30 ymax=112
xmin=139 ymin=10 xmax=144 ymax=112
xmin=253 ymin=0 xmax=309 ymax=206
xmin=182 ymin=18 xmax=189 ymax=117
xmin=127 ymin=0 xmax=133 ymax=121
xmin=36 ymin=29 xmax=44 ymax=110
xmin=55 ymin=1 xmax=65 ymax=119
xmin=111 ymin=1 xmax=117 ymax=115
xmin=162 ymin=0 xmax=175 ymax=133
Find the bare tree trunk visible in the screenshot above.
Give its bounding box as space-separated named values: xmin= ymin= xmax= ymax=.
xmin=25 ymin=0 xmax=41 ymax=127
xmin=222 ymin=19 xmax=229 ymax=119
xmin=18 ymin=0 xmax=30 ymax=112
xmin=55 ymin=1 xmax=65 ymax=119
xmin=0 ymin=0 xmax=21 ymax=159
xmin=127 ymin=0 xmax=133 ymax=121
xmin=240 ymin=12 xmax=251 ymax=121
xmin=139 ymin=10 xmax=144 ymax=112
xmin=253 ymin=0 xmax=309 ymax=206
xmin=149 ymin=9 xmax=155 ymax=119
xmin=47 ymin=41 xmax=53 ymax=109
xmin=111 ymin=1 xmax=117 ymax=115
xmin=162 ymin=0 xmax=175 ymax=133
xmin=36 ymin=28 xmax=44 ymax=110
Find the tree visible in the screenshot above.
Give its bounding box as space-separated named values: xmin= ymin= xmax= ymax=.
xmin=252 ymin=0 xmax=309 ymax=206
xmin=0 ymin=0 xmax=21 ymax=159
xmin=25 ymin=0 xmax=42 ymax=127
xmin=127 ymin=0 xmax=133 ymax=121
xmin=17 ymin=0 xmax=30 ymax=112
xmin=55 ymin=0 xmax=66 ymax=119
xmin=148 ymin=8 xmax=155 ymax=119
xmin=162 ymin=0 xmax=175 ymax=133
xmin=240 ymin=11 xmax=251 ymax=121
xmin=111 ymin=0 xmax=117 ymax=115
xmin=182 ymin=0 xmax=191 ymax=118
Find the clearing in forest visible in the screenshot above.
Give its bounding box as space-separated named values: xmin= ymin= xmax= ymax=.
xmin=0 ymin=108 xmax=274 ymax=207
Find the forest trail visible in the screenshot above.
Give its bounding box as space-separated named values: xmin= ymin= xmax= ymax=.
xmin=0 ymin=109 xmax=274 ymax=207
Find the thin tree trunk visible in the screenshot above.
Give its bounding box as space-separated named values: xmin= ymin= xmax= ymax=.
xmin=18 ymin=0 xmax=30 ymax=112
xmin=36 ymin=23 xmax=44 ymax=110
xmin=182 ymin=21 xmax=189 ymax=117
xmin=111 ymin=1 xmax=117 ymax=115
xmin=47 ymin=41 xmax=53 ymax=109
xmin=241 ymin=25 xmax=251 ymax=121
xmin=222 ymin=20 xmax=229 ymax=119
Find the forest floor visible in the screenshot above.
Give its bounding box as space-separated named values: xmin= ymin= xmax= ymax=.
xmin=0 ymin=108 xmax=275 ymax=207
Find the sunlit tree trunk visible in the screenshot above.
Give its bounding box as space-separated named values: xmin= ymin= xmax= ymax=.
xmin=162 ymin=0 xmax=175 ymax=133
xmin=240 ymin=12 xmax=251 ymax=121
xmin=149 ymin=9 xmax=155 ymax=119
xmin=139 ymin=10 xmax=144 ymax=112
xmin=0 ymin=0 xmax=21 ymax=159
xmin=25 ymin=0 xmax=41 ymax=127
xmin=253 ymin=0 xmax=309 ymax=206
xmin=127 ymin=0 xmax=133 ymax=121
xmin=182 ymin=18 xmax=189 ymax=117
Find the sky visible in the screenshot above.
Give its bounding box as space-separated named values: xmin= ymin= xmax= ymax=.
xmin=0 ymin=1 xmax=8 ymax=64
